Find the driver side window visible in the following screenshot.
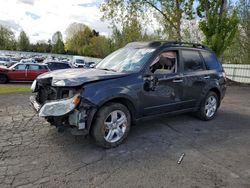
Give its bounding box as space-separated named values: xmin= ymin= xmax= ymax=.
xmin=150 ymin=51 xmax=177 ymax=74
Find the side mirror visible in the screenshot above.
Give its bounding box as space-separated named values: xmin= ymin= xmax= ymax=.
xmin=12 ymin=68 xmax=16 ymax=71
xmin=143 ymin=75 xmax=159 ymax=91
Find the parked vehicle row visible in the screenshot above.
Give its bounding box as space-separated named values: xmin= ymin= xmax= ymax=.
xmin=0 ymin=54 xmax=99 ymax=83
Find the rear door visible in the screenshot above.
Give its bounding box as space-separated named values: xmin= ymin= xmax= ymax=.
xmin=8 ymin=64 xmax=27 ymax=81
xmin=180 ymin=49 xmax=208 ymax=108
xmin=26 ymin=64 xmax=48 ymax=81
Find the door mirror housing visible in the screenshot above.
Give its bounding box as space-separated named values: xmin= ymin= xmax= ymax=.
xmin=12 ymin=68 xmax=16 ymax=71
xmin=143 ymin=75 xmax=159 ymax=91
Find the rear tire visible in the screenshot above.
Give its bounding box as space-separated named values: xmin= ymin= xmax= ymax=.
xmin=91 ymin=103 xmax=131 ymax=148
xmin=0 ymin=74 xmax=8 ymax=84
xmin=196 ymin=91 xmax=219 ymax=121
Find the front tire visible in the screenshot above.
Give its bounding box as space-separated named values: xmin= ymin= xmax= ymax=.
xmin=197 ymin=91 xmax=219 ymax=121
xmin=91 ymin=103 xmax=131 ymax=148
xmin=0 ymin=74 xmax=8 ymax=84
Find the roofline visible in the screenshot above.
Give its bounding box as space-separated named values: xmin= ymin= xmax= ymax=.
xmin=125 ymin=41 xmax=211 ymax=51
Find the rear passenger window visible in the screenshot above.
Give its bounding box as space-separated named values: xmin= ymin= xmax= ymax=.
xmin=201 ymin=51 xmax=222 ymax=71
xmin=29 ymin=65 xmax=39 ymax=70
xmin=182 ymin=50 xmax=204 ymax=72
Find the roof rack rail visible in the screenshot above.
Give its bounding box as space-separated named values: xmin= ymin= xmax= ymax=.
xmin=163 ymin=41 xmax=209 ymax=49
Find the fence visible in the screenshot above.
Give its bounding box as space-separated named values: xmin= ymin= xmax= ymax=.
xmin=223 ymin=64 xmax=250 ymax=83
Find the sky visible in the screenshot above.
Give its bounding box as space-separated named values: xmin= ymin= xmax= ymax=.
xmin=0 ymin=0 xmax=111 ymax=43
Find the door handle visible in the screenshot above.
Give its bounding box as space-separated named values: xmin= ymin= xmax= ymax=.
xmin=172 ymin=79 xmax=183 ymax=83
xmin=204 ymin=76 xmax=210 ymax=79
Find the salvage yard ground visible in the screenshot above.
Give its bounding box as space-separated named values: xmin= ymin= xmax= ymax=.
xmin=0 ymin=86 xmax=250 ymax=188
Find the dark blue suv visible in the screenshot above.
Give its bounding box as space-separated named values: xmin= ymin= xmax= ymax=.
xmin=30 ymin=41 xmax=227 ymax=148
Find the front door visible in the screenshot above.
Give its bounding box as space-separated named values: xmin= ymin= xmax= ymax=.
xmin=8 ymin=64 xmax=27 ymax=81
xmin=140 ymin=50 xmax=185 ymax=116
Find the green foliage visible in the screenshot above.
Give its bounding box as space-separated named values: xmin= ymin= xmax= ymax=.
xmin=83 ymin=36 xmax=112 ymax=58
xmin=52 ymin=31 xmax=65 ymax=54
xmin=18 ymin=31 xmax=30 ymax=51
xmin=197 ymin=0 xmax=239 ymax=57
xmin=223 ymin=0 xmax=250 ymax=64
xmin=65 ymin=22 xmax=112 ymax=57
xmin=65 ymin=23 xmax=97 ymax=54
xmin=101 ymin=0 xmax=195 ymax=41
xmin=0 ymin=25 xmax=16 ymax=50
xmin=111 ymin=17 xmax=164 ymax=50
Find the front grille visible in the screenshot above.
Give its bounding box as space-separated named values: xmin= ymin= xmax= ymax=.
xmin=36 ymin=80 xmax=77 ymax=105
xmin=37 ymin=86 xmax=57 ymax=104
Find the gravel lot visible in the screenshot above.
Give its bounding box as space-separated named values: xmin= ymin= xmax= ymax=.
xmin=0 ymin=86 xmax=250 ymax=188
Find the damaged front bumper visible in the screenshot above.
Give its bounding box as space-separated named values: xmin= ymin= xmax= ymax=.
xmin=30 ymin=95 xmax=91 ymax=132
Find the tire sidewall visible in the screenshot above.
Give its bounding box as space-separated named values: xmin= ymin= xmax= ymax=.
xmin=200 ymin=91 xmax=219 ymax=120
xmin=91 ymin=103 xmax=131 ymax=148
xmin=0 ymin=74 xmax=8 ymax=84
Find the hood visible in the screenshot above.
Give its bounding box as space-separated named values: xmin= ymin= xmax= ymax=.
xmin=37 ymin=68 xmax=128 ymax=87
xmin=0 ymin=66 xmax=9 ymax=71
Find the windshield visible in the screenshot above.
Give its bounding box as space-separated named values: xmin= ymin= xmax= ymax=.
xmin=96 ymin=47 xmax=155 ymax=73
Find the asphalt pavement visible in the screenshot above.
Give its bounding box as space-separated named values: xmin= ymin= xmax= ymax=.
xmin=0 ymin=86 xmax=249 ymax=188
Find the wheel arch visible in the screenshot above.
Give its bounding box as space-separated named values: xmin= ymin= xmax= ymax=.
xmin=87 ymin=96 xmax=137 ymax=133
xmin=209 ymin=87 xmax=221 ymax=102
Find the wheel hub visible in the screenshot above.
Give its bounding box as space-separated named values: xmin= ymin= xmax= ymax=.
xmin=104 ymin=110 xmax=127 ymax=143
xmin=205 ymin=95 xmax=217 ymax=118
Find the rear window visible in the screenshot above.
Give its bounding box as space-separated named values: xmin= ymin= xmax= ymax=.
xmin=182 ymin=50 xmax=204 ymax=72
xmin=201 ymin=51 xmax=222 ymax=71
xmin=40 ymin=65 xmax=47 ymax=69
xmin=57 ymin=63 xmax=70 ymax=68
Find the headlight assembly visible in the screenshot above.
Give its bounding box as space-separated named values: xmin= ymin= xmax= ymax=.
xmin=31 ymin=80 xmax=37 ymax=92
xmin=53 ymin=80 xmax=66 ymax=86
xmin=39 ymin=95 xmax=81 ymax=117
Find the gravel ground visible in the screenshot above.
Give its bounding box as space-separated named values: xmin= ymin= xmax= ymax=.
xmin=0 ymin=86 xmax=250 ymax=188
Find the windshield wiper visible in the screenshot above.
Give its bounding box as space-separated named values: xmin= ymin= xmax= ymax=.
xmin=99 ymin=68 xmax=117 ymax=72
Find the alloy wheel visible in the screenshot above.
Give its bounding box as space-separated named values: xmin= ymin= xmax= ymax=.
xmin=104 ymin=110 xmax=128 ymax=143
xmin=205 ymin=95 xmax=217 ymax=118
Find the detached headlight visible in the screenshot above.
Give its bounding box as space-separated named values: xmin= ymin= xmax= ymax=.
xmin=39 ymin=95 xmax=81 ymax=117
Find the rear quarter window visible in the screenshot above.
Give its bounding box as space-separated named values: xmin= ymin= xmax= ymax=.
xmin=201 ymin=51 xmax=223 ymax=71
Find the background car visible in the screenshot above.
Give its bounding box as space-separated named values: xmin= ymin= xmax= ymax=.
xmin=0 ymin=56 xmax=11 ymax=66
xmin=71 ymin=56 xmax=87 ymax=68
xmin=20 ymin=58 xmax=37 ymax=64
xmin=45 ymin=61 xmax=72 ymax=71
xmin=0 ymin=63 xmax=49 ymax=83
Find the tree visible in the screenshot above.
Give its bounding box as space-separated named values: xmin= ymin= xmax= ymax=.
xmin=197 ymin=0 xmax=239 ymax=57
xmin=83 ymin=36 xmax=112 ymax=58
xmin=111 ymin=17 xmax=144 ymax=49
xmin=65 ymin=23 xmax=93 ymax=54
xmin=18 ymin=31 xmax=30 ymax=51
xmin=101 ymin=0 xmax=195 ymax=41
xmin=52 ymin=31 xmax=65 ymax=54
xmin=0 ymin=25 xmax=16 ymax=50
xmin=223 ymin=0 xmax=250 ymax=64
